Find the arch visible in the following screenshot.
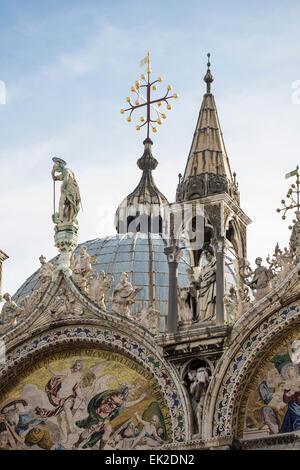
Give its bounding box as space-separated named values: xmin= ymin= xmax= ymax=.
xmin=0 ymin=321 xmax=189 ymax=448
xmin=202 ymin=293 xmax=300 ymax=441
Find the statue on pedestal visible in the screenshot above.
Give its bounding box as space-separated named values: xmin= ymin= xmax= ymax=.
xmin=51 ymin=158 xmax=81 ymax=225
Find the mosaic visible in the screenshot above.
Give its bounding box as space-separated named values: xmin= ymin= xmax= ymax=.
xmin=0 ymin=348 xmax=171 ymax=450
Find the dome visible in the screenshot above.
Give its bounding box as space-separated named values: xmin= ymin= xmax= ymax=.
xmin=115 ymin=138 xmax=169 ymax=234
xmin=13 ymin=232 xmax=191 ymax=331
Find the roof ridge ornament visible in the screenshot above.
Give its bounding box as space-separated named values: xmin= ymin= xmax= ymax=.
xmin=204 ymin=52 xmax=214 ymax=94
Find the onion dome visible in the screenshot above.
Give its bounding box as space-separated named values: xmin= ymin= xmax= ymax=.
xmin=115 ymin=138 xmax=169 ymax=234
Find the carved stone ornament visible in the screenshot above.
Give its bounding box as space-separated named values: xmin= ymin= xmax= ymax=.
xmin=87 ymin=270 xmax=114 ymax=311
xmin=187 ymin=366 xmax=211 ymax=435
xmin=136 ymin=303 xmax=160 ymax=335
xmin=70 ymin=246 xmax=94 ymax=292
xmin=0 ymin=293 xmax=24 ymax=334
xmin=111 ymin=272 xmax=142 ymax=318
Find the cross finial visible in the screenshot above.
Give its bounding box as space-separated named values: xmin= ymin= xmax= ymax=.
xmin=121 ymin=53 xmax=179 ymax=138
xmin=204 ymin=52 xmax=214 ymax=94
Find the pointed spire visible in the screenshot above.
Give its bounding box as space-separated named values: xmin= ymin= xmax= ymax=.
xmin=176 ymin=53 xmax=239 ymax=204
xmin=115 ymin=139 xmax=169 ymax=233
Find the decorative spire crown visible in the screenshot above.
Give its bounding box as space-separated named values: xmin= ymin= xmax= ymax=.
xmin=204 ymin=53 xmax=214 ymax=94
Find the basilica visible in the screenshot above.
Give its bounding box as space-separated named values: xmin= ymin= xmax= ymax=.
xmin=0 ymin=57 xmax=300 ymax=451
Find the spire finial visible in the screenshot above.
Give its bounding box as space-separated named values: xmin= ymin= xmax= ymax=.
xmin=204 ymin=52 xmax=214 ymax=94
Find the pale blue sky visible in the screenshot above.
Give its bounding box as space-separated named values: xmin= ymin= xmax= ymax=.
xmin=0 ymin=0 xmax=300 ymax=294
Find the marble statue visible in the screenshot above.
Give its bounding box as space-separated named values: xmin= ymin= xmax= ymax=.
xmin=177 ymin=288 xmax=194 ymax=325
xmin=197 ymin=251 xmax=216 ymax=321
xmin=87 ymin=271 xmax=114 ymax=310
xmin=188 ymin=366 xmax=210 ymax=434
xmin=111 ymin=273 xmax=142 ymax=317
xmin=246 ymin=257 xmax=273 ymax=301
xmin=136 ymin=303 xmax=160 ymax=334
xmin=49 ymin=287 xmax=71 ymax=320
xmin=39 ymin=255 xmax=54 ymax=293
xmin=0 ymin=293 xmax=24 ymax=332
xmin=51 ymin=158 xmax=81 ymax=225
xmin=71 ymin=246 xmax=93 ymax=292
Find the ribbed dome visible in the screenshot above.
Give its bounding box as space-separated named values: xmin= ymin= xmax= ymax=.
xmin=13 ymin=233 xmax=191 ymax=331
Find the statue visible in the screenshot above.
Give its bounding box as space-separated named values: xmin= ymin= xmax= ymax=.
xmin=51 ymin=158 xmax=81 ymax=225
xmin=245 ymin=257 xmax=273 ymax=301
xmin=111 ymin=273 xmax=142 ymax=317
xmin=197 ymin=250 xmax=216 ymax=321
xmin=71 ymin=246 xmax=94 ymax=292
xmin=266 ymin=243 xmax=294 ymax=285
xmin=0 ymin=293 xmax=24 ymax=332
xmin=177 ymin=287 xmax=194 ymax=325
xmin=49 ymin=287 xmax=71 ymax=320
xmin=290 ymin=211 xmax=300 ymax=261
xmin=87 ymin=271 xmax=114 ymax=310
xmin=187 ymin=366 xmax=210 ymax=435
xmin=136 ymin=303 xmax=160 ymax=334
xmin=39 ymin=255 xmax=54 ymax=293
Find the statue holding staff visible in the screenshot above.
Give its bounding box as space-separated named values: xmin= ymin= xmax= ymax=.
xmin=51 ymin=157 xmax=81 ymax=225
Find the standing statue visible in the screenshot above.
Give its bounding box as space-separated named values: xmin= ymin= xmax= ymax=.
xmin=87 ymin=271 xmax=114 ymax=310
xmin=111 ymin=273 xmax=142 ymax=318
xmin=0 ymin=293 xmax=24 ymax=333
xmin=177 ymin=288 xmax=194 ymax=325
xmin=197 ymin=250 xmax=217 ymax=321
xmin=71 ymin=246 xmax=94 ymax=292
xmin=51 ymin=158 xmax=81 ymax=225
xmin=245 ymin=257 xmax=273 ymax=301
xmin=187 ymin=367 xmax=210 ymax=435
xmin=39 ymin=255 xmax=54 ymax=293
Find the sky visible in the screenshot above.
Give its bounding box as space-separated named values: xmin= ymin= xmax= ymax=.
xmin=0 ymin=0 xmax=300 ymax=295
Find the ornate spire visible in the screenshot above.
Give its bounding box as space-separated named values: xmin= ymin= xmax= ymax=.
xmin=176 ymin=53 xmax=239 ymax=204
xmin=204 ymin=53 xmax=214 ymax=94
xmin=115 ymin=139 xmax=169 ymax=234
